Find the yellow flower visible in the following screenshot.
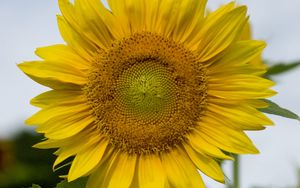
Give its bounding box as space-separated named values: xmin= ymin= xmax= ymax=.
xmin=19 ymin=0 xmax=276 ymax=187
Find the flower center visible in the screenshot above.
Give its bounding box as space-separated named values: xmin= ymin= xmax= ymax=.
xmin=85 ymin=32 xmax=207 ymax=154
xmin=116 ymin=61 xmax=176 ymax=121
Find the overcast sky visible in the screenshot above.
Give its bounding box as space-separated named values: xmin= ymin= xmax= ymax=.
xmin=0 ymin=0 xmax=300 ymax=187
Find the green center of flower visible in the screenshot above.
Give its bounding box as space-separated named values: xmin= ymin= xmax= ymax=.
xmin=116 ymin=61 xmax=175 ymax=121
xmin=85 ymin=32 xmax=207 ymax=154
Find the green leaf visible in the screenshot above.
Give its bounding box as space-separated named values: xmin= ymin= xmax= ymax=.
xmin=265 ymin=61 xmax=300 ymax=76
xmin=56 ymin=177 xmax=88 ymax=188
xmin=28 ymin=184 xmax=42 ymax=188
xmin=260 ymin=99 xmax=300 ymax=121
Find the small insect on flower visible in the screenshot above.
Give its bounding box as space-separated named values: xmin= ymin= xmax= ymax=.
xmin=18 ymin=0 xmax=276 ymax=187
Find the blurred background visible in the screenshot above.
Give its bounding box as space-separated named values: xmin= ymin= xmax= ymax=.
xmin=0 ymin=0 xmax=300 ymax=187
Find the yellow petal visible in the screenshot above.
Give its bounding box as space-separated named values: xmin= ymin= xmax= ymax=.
xmin=106 ymin=0 xmax=131 ymax=36
xmin=210 ymin=64 xmax=267 ymax=76
xmin=53 ymin=131 xmax=102 ymax=169
xmin=138 ymin=154 xmax=165 ymax=188
xmin=208 ymin=89 xmax=276 ymax=100
xmin=248 ymin=99 xmax=269 ymax=109
xmin=196 ymin=6 xmax=247 ymax=61
xmin=87 ymin=0 xmax=124 ymax=39
xmin=107 ymin=153 xmax=137 ymax=188
xmin=30 ymin=90 xmax=84 ymax=108
xmin=86 ymin=149 xmax=118 ymax=188
xmin=155 ymin=0 xmax=181 ymax=37
xmin=187 ymin=131 xmax=233 ymax=160
xmin=34 ymin=138 xmax=65 ymax=149
xmin=18 ymin=61 xmax=87 ymax=86
xmin=57 ymin=15 xmax=95 ymax=60
xmin=26 ymin=103 xmax=90 ymax=125
xmin=125 ymin=0 xmax=147 ymax=33
xmin=209 ymin=40 xmax=266 ymax=72
xmin=68 ymin=138 xmax=109 ymax=181
xmin=74 ymin=0 xmax=117 ymax=49
xmin=33 ymin=129 xmax=102 ymax=171
xmin=171 ymin=0 xmax=207 ymax=44
xmin=203 ymin=2 xmax=236 ymax=31
xmin=58 ymin=0 xmax=103 ymax=50
xmin=208 ymin=75 xmax=276 ymax=99
xmin=184 ymin=144 xmax=224 ymax=183
xmin=37 ymin=114 xmax=94 ymax=139
xmin=239 ymin=22 xmax=267 ymax=69
xmin=161 ymin=148 xmax=205 ymax=188
xmin=188 ymin=2 xmax=236 ymax=49
xmin=206 ymin=111 xmax=265 ymax=131
xmin=196 ymin=120 xmax=259 ymax=154
xmin=143 ymin=0 xmax=160 ymax=32
xmin=35 ymin=44 xmax=90 ymax=69
xmin=207 ymin=102 xmax=274 ymax=127
xmin=240 ymin=20 xmax=251 ymax=40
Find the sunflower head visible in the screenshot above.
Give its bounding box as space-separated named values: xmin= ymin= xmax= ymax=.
xmin=19 ymin=0 xmax=275 ymax=187
xmin=84 ymin=32 xmax=207 ymax=154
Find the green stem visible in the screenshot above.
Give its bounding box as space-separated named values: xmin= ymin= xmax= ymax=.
xmin=297 ymin=167 xmax=300 ymax=188
xmin=233 ymin=155 xmax=240 ymax=188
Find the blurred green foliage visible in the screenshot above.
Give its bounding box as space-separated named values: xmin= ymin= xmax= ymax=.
xmin=266 ymin=61 xmax=300 ymax=77
xmin=56 ymin=178 xmax=87 ymax=188
xmin=260 ymin=99 xmax=300 ymax=121
xmin=0 ymin=131 xmax=65 ymax=188
xmin=260 ymin=61 xmax=300 ymax=122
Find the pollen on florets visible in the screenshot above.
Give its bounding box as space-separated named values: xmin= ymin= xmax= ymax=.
xmin=84 ymin=32 xmax=207 ymax=154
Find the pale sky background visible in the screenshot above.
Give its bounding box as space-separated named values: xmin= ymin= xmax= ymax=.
xmin=0 ymin=0 xmax=300 ymax=187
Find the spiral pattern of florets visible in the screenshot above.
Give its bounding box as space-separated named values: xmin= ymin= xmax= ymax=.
xmin=84 ymin=32 xmax=207 ymax=154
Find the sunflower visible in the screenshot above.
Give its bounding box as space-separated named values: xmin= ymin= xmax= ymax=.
xmin=19 ymin=0 xmax=275 ymax=187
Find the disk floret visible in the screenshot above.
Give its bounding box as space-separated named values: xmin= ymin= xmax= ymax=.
xmin=85 ymin=32 xmax=207 ymax=154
